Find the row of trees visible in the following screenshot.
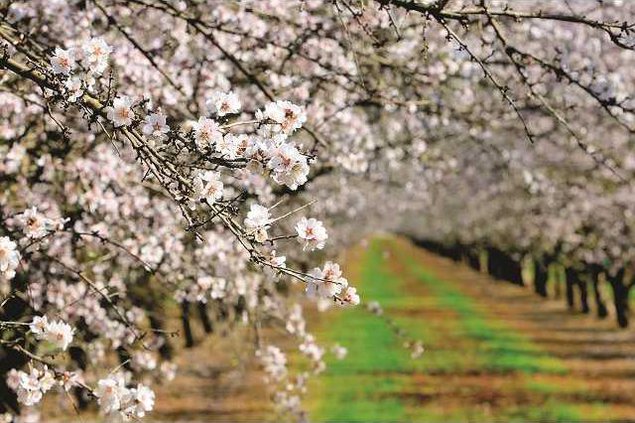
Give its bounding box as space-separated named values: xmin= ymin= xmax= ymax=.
xmin=416 ymin=239 xmax=634 ymax=328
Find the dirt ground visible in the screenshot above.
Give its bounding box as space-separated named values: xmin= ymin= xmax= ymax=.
xmin=390 ymin=237 xmax=635 ymax=419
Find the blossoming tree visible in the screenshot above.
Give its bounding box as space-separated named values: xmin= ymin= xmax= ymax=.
xmin=0 ymin=0 xmax=633 ymax=421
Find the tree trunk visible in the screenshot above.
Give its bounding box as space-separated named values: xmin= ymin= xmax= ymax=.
xmin=0 ymin=347 xmax=28 ymax=415
xmin=578 ymin=272 xmax=590 ymax=314
xmin=488 ymin=248 xmax=504 ymax=280
xmin=509 ymin=255 xmax=524 ymax=286
xmin=607 ymin=268 xmax=629 ymax=328
xmin=218 ymin=300 xmax=229 ymax=321
xmin=197 ymin=301 xmax=213 ymax=333
xmin=116 ymin=347 xmax=133 ymax=371
xmin=130 ymin=272 xmax=175 ymax=358
xmin=68 ymin=346 xmax=90 ymax=409
xmin=565 ymin=267 xmax=576 ymax=310
xmin=149 ymin=315 xmax=174 ymax=359
xmin=467 ymin=247 xmax=481 ymax=271
xmin=553 ymin=265 xmax=562 ymax=300
xmin=534 ymin=258 xmax=549 ymax=298
xmin=450 ymin=243 xmax=462 ymax=262
xmin=180 ymin=301 xmax=195 ymax=347
xmin=591 ymin=267 xmax=608 ymax=319
xmin=0 ymin=277 xmax=30 ymax=415
xmin=566 ymin=266 xmax=590 ymax=313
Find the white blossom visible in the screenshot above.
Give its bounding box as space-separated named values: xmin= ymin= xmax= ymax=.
xmin=121 ymin=384 xmax=155 ymax=419
xmin=244 ymin=204 xmax=271 ymax=242
xmin=18 ymin=207 xmax=50 ymax=239
xmin=295 ymin=217 xmax=328 ymax=251
xmin=50 ymin=47 xmax=75 ymax=75
xmin=261 ymin=100 xmax=306 ymax=134
xmin=64 ymin=76 xmax=83 ymax=102
xmin=4 ymin=143 xmax=26 ymax=174
xmin=28 ymin=315 xmax=48 ymax=336
xmin=216 ymin=133 xmax=242 ymax=158
xmin=6 ymin=369 xmax=20 ymax=392
xmin=82 ymin=37 xmax=111 ymax=74
xmin=141 ymin=112 xmax=169 ymax=140
xmin=341 ymin=286 xmax=360 ymax=306
xmin=58 ymin=371 xmax=83 ymax=392
xmin=0 ymin=236 xmax=20 ymax=280
xmin=331 ymin=344 xmax=348 ymax=360
xmin=95 ymin=375 xmax=127 ymax=414
xmin=210 ymin=277 xmax=227 ymax=299
xmin=257 ymin=345 xmax=287 ymax=382
xmin=267 ymin=143 xmax=309 ymax=190
xmin=193 ymin=171 xmax=224 ymax=204
xmin=30 ymin=316 xmax=74 ymax=350
xmin=16 ymin=372 xmax=43 ymax=406
xmin=263 ymin=248 xmax=286 ymax=272
xmin=106 ymin=96 xmax=135 ymax=127
xmin=9 ymin=367 xmax=55 ymax=407
xmin=299 ymin=334 xmax=325 ymax=367
xmin=206 ymin=91 xmax=241 ymax=117
xmin=410 ymin=341 xmax=425 ymax=359
xmin=307 ymin=261 xmax=349 ymax=299
xmin=192 ymin=117 xmax=222 ymax=149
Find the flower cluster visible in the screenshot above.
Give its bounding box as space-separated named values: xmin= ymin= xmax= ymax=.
xmin=50 ymin=37 xmax=112 ymax=102
xmin=106 ymin=96 xmax=136 ymax=128
xmin=264 ymin=136 xmax=310 ymax=190
xmin=194 ymin=171 xmax=224 ymax=204
xmin=244 ymin=204 xmax=272 ymax=242
xmin=299 ymin=335 xmax=326 ymax=374
xmin=17 ymin=207 xmax=56 ymax=239
xmin=295 ymin=217 xmax=328 ymax=251
xmin=193 ymin=117 xmax=223 ymax=149
xmin=206 ymin=91 xmax=241 ymax=117
xmin=95 ymin=375 xmax=155 ymax=419
xmin=258 ymin=100 xmax=307 ymax=135
xmin=257 ymin=345 xmax=288 ymax=383
xmin=141 ymin=112 xmax=169 ymax=141
xmin=29 ymin=316 xmax=75 ymax=351
xmin=0 ymin=236 xmax=20 ymax=281
xmin=7 ymin=367 xmax=56 ymax=407
xmin=307 ymin=262 xmax=349 ymax=301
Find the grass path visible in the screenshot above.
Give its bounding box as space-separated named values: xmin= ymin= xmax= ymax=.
xmin=308 ymin=236 xmax=635 ymax=421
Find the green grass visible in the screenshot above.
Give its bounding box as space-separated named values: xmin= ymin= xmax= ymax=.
xmin=311 ymin=239 xmax=411 ymax=421
xmin=503 ymin=400 xmax=609 ymax=422
xmin=309 ymin=238 xmax=606 ymax=422
xmin=404 ymin=399 xmax=608 ymax=422
xmin=525 ymin=379 xmax=586 ymax=395
xmin=404 ymin=257 xmax=566 ymax=375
